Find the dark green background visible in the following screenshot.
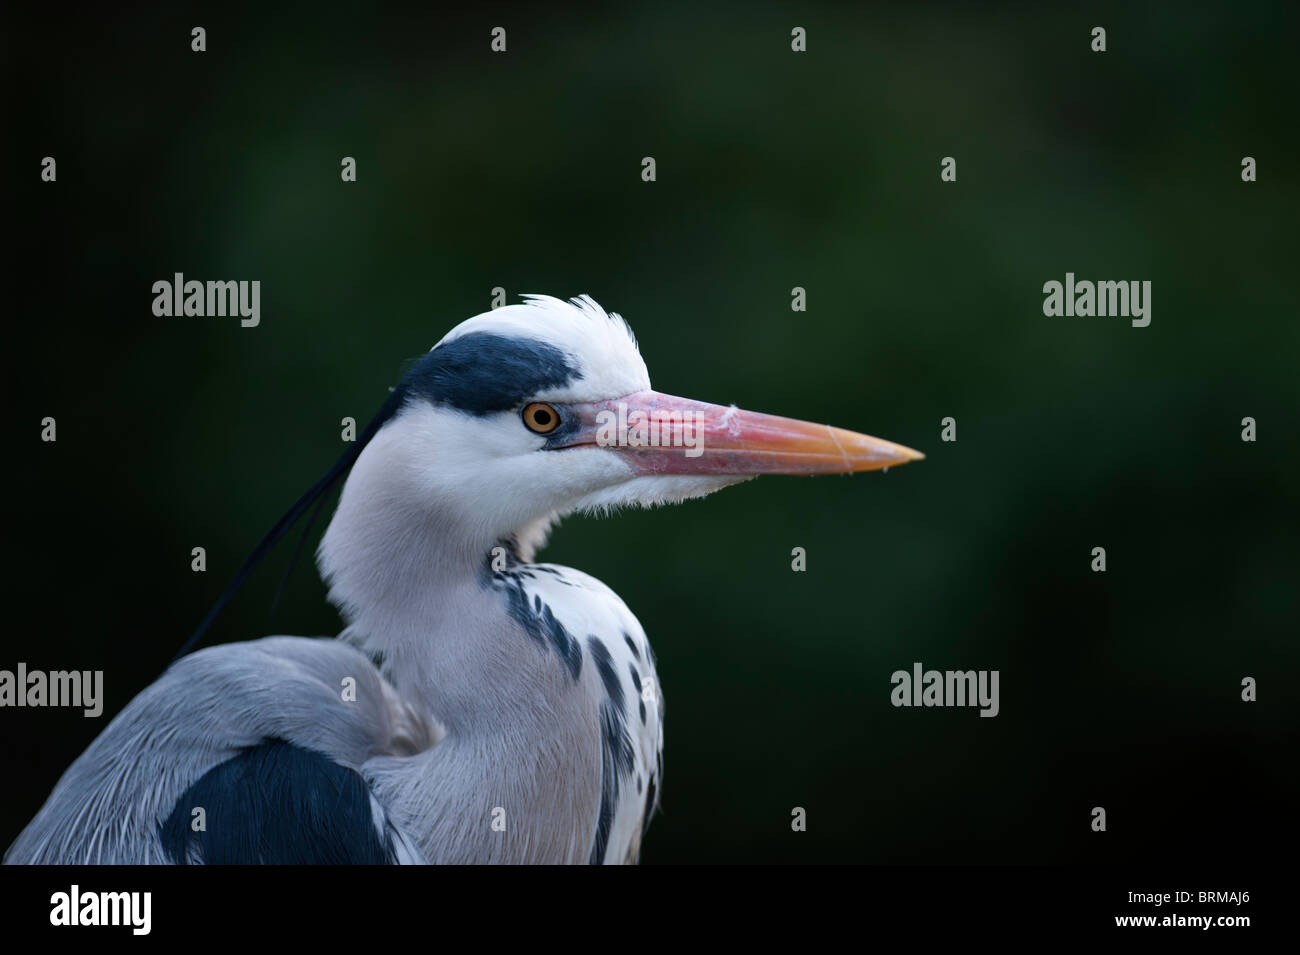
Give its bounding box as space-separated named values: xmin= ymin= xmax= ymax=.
xmin=5 ymin=3 xmax=1297 ymax=863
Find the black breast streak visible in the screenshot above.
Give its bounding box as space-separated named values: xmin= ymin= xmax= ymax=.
xmin=530 ymin=566 xmax=576 ymax=585
xmin=641 ymin=772 xmax=657 ymax=839
xmin=493 ymin=569 xmax=583 ymax=682
xmin=588 ymin=636 xmax=636 ymax=865
xmin=480 ymin=549 xmax=644 ymax=862
xmin=482 ymin=542 xmax=583 ymax=681
xmin=627 ymin=662 xmax=647 ymax=726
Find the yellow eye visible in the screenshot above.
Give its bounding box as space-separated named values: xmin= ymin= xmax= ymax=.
xmin=522 ymin=402 xmax=561 ymax=434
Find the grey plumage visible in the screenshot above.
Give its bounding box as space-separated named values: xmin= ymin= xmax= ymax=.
xmin=7 ymin=638 xmax=431 ymax=864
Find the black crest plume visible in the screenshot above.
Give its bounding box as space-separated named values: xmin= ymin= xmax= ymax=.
xmin=167 ymin=330 xmax=579 ymax=666
xmin=169 ymin=385 xmax=410 ymax=665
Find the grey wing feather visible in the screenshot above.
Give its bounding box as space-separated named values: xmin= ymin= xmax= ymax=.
xmin=4 ymin=637 xmax=436 ymax=864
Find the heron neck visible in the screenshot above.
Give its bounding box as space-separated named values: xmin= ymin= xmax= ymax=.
xmin=316 ymin=434 xmax=552 ymax=735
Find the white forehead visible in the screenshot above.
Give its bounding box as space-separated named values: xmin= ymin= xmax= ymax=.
xmin=436 ymin=294 xmax=651 ymax=401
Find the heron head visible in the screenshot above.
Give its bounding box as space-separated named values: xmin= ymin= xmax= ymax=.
xmin=329 ymin=295 xmax=922 ymax=563
xmin=178 ymin=294 xmax=922 ymax=659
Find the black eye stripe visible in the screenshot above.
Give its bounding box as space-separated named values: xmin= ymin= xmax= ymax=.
xmin=402 ymin=333 xmax=578 ymax=417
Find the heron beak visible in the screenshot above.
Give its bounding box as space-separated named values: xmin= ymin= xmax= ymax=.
xmin=569 ymin=390 xmax=923 ymax=475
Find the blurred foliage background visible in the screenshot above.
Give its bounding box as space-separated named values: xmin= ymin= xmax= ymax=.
xmin=5 ymin=2 xmax=1297 ymax=863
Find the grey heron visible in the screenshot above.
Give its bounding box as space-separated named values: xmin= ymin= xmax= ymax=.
xmin=5 ymin=294 xmax=922 ymax=864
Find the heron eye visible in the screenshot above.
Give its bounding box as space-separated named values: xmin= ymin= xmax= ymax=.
xmin=522 ymin=402 xmax=561 ymax=434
